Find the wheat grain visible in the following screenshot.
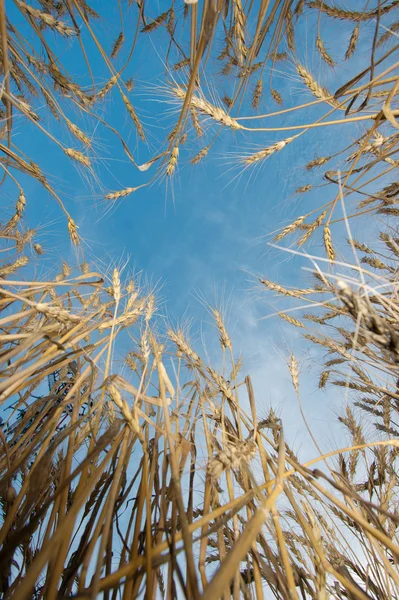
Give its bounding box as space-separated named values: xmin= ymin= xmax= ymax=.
xmin=296 ymin=184 xmax=311 ymax=194
xmin=105 ymin=187 xmax=138 ymax=200
xmin=207 ymin=440 xmax=256 ymax=482
xmin=166 ymin=146 xmax=179 ymax=176
xmin=377 ymin=21 xmax=399 ymax=47
xmin=111 ymin=32 xmax=124 ymax=59
xmin=121 ymin=93 xmax=145 ymax=141
xmin=271 ymin=52 xmax=288 ymax=61
xmin=296 ymin=63 xmax=339 ymax=107
xmin=252 ymin=79 xmax=263 ymax=108
xmin=64 ymin=148 xmax=91 ymax=168
xmin=243 ymin=137 xmax=294 ymax=165
xmin=361 ymin=256 xmax=393 ymax=271
xmin=173 ymin=58 xmax=190 ymax=71
xmin=191 ymin=108 xmax=203 ymax=137
xmin=271 ymin=89 xmax=283 ymax=105
xmin=380 ymin=232 xmax=399 ymax=257
xmin=0 ymin=256 xmax=29 ymax=278
xmin=67 ymin=217 xmax=79 ymax=245
xmin=345 ymin=24 xmax=360 ymax=59
xmin=274 ymin=215 xmax=306 ymax=241
xmin=17 ymin=0 xmax=75 ymax=36
xmin=323 ymin=224 xmax=335 ymax=261
xmin=232 ymin=0 xmax=247 ymax=64
xmin=308 ymin=0 xmax=397 ymax=21
xmin=66 ymin=119 xmax=91 ymax=147
xmin=289 ymin=354 xmax=300 ymax=395
xmin=260 ymin=278 xmax=315 ymax=297
xmin=141 ymin=10 xmax=169 ymax=33
xmin=172 ymin=85 xmax=243 ymax=130
xmin=213 ymin=309 xmax=232 ymax=351
xmin=97 ymin=75 xmax=118 ymax=100
xmin=112 ymin=268 xmax=121 ymax=303
xmin=191 ymin=146 xmax=209 ymax=164
xmin=351 ymin=239 xmax=373 ymax=253
xmin=298 ymin=209 xmax=328 ymax=246
xmin=319 ymin=371 xmax=330 ymax=388
xmin=168 ymin=329 xmax=201 ymax=367
xmin=279 ymin=313 xmax=305 ymax=328
xmin=306 ymin=157 xmax=330 ymax=170
xmin=316 ymin=35 xmax=335 ymax=67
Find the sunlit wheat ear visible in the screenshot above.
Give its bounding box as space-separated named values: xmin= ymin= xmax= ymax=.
xmin=315 ymin=35 xmax=335 ymax=67
xmin=259 ymin=278 xmax=315 ymax=298
xmin=252 ymin=80 xmax=263 ymax=108
xmin=310 ymin=0 xmax=397 ymax=21
xmin=166 ymin=145 xmax=179 ymax=176
xmin=279 ymin=313 xmax=305 ymax=328
xmin=288 ymin=354 xmax=300 ymax=396
xmin=377 ymin=22 xmax=399 ymax=47
xmin=380 ymin=232 xmax=399 ymax=257
xmin=168 ymin=329 xmax=202 ymax=367
xmin=16 ymin=0 xmax=75 ymax=36
xmin=345 ymin=24 xmax=360 ymax=59
xmin=67 ymin=217 xmax=79 ymax=245
xmin=141 ymin=10 xmax=170 ymax=32
xmin=212 ymin=309 xmax=232 ymax=351
xmin=361 ymin=255 xmax=394 ymax=272
xmin=191 ymin=108 xmax=203 ymax=137
xmin=173 ymin=58 xmax=190 ymax=71
xmin=298 ymin=209 xmax=328 ymax=246
xmin=242 ymin=137 xmax=295 ymax=166
xmin=207 ymin=440 xmax=256 ymax=482
xmin=232 ymin=0 xmax=247 ymax=65
xmin=171 ymin=84 xmax=244 ymax=130
xmin=110 ymin=32 xmax=124 ymax=59
xmin=64 ymin=148 xmax=91 ymax=168
xmin=111 ymin=275 xmax=124 ymax=313
xmin=191 ymin=146 xmax=209 ymax=164
xmin=318 ymin=370 xmax=330 ymax=388
xmin=125 ymin=77 xmax=134 ymax=91
xmin=270 ymin=88 xmax=283 ymax=105
xmin=4 ymin=190 xmax=27 ymax=232
xmin=105 ymin=187 xmax=139 ymax=200
xmin=323 ymin=224 xmax=335 ymax=261
xmin=295 ymin=63 xmax=339 ymax=107
xmin=96 ymin=75 xmax=118 ymax=100
xmin=65 ymin=119 xmax=91 ymax=147
xmin=306 ymin=157 xmax=331 ymax=170
xmin=0 ymin=256 xmax=29 ymax=278
xmin=273 ymin=215 xmax=307 ymax=242
xmin=121 ymin=93 xmax=145 ymax=141
xmin=33 ymin=243 xmax=43 ymax=255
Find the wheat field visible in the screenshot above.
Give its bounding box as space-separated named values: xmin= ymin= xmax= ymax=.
xmin=0 ymin=0 xmax=399 ymax=598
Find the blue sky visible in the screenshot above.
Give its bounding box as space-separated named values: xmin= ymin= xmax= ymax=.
xmin=5 ymin=0 xmax=396 ymax=458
